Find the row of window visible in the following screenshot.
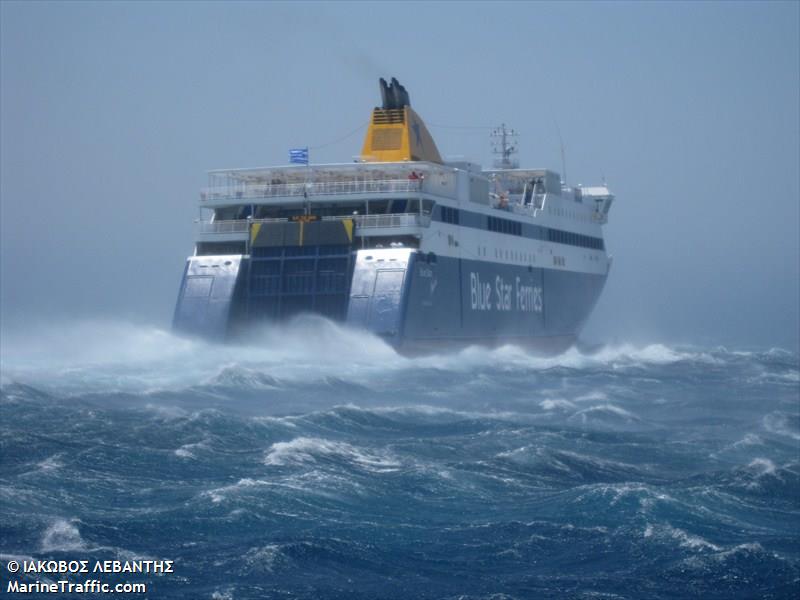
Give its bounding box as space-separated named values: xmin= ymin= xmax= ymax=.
xmin=440 ymin=206 xmax=460 ymax=225
xmin=436 ymin=206 xmax=604 ymax=251
xmin=488 ymin=216 xmax=522 ymax=236
xmin=547 ymin=228 xmax=604 ymax=250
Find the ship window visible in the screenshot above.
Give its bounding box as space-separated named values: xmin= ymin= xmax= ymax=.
xmin=389 ymin=199 xmax=408 ymax=214
xmin=196 ymin=241 xmax=246 ymax=255
xmin=369 ymin=200 xmax=390 ymax=214
xmin=440 ymin=206 xmax=460 ymax=224
xmin=214 ymin=206 xmax=243 ymax=221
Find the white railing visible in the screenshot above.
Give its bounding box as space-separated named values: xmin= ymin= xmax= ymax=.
xmin=198 ymin=220 xmax=250 ymax=234
xmin=201 ymin=179 xmax=423 ymax=202
xmin=349 ymin=213 xmax=431 ymax=229
xmin=197 ymin=213 xmax=431 ymax=235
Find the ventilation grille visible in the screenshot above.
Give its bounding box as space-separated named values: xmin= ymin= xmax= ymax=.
xmin=371 ymin=128 xmax=403 ymax=151
xmin=372 ymin=108 xmax=405 ymax=125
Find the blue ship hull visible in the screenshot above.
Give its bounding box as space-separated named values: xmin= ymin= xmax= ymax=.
xmin=173 ymin=245 xmax=606 ymax=354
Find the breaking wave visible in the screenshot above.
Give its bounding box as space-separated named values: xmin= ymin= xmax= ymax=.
xmin=1 ymin=318 xmax=798 ymax=598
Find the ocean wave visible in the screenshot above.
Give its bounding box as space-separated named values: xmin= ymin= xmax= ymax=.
xmin=676 ymin=540 xmax=794 ymax=577
xmin=298 ymin=403 xmax=529 ymax=433
xmin=745 ymin=457 xmax=778 ymax=477
xmin=203 ymin=478 xmax=267 ymax=504
xmin=762 ymin=411 xmax=800 ymax=440
xmin=569 ymin=482 xmax=677 ymax=515
xmin=240 ymin=544 xmax=287 ymax=574
xmin=567 ymin=404 xmax=645 ymax=428
xmin=724 ymin=458 xmax=800 ymax=495
xmin=643 ymin=523 xmax=722 ymax=552
xmin=5 ymin=317 xmax=790 ymax=398
xmin=32 ymin=454 xmax=65 ymax=475
xmin=174 ymin=439 xmax=210 ymax=460
xmin=539 ymin=398 xmax=576 ymax=411
xmin=264 ymin=437 xmax=402 ymax=472
xmin=709 ymin=433 xmax=765 ymax=459
xmin=497 ymin=447 xmax=647 ymax=485
xmin=40 ymin=519 xmax=87 ymax=553
xmin=207 ymin=366 xmax=282 ymax=390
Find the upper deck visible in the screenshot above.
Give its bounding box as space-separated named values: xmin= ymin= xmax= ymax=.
xmin=193 ymin=76 xmax=614 ymax=251
xmin=200 ymin=162 xmax=458 ymax=207
xmin=196 ymin=161 xmax=614 ymax=239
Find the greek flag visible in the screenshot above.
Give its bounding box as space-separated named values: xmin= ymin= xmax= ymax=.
xmin=289 ymin=148 xmax=309 ymax=165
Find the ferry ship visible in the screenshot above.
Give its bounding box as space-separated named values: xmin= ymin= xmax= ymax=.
xmin=173 ymin=78 xmax=614 ymax=353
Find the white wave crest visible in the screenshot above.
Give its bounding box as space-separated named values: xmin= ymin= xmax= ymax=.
xmin=203 ymin=478 xmax=264 ymax=504
xmin=242 ymin=544 xmax=286 ymax=573
xmin=2 ymin=316 xmax=791 ymax=396
xmin=746 ymin=457 xmax=778 ymax=476
xmin=264 ymin=437 xmax=401 ymax=472
xmin=0 ymin=316 xmax=399 ymax=394
xmin=573 ymin=391 xmax=609 ymax=403
xmin=175 ymin=439 xmax=210 ymax=459
xmin=644 ymin=523 xmax=721 ymax=551
xmin=573 ymin=482 xmax=674 ymax=513
xmin=568 ymin=404 xmax=641 ymax=426
xmin=41 ymin=519 xmax=87 ymax=552
xmin=763 ymin=412 xmax=800 ymax=440
xmin=30 ymin=454 xmax=64 ymax=473
xmin=540 ymin=398 xmax=575 ymax=411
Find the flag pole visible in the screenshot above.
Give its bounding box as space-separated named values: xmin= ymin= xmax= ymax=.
xmin=304 ymin=147 xmax=311 ymax=216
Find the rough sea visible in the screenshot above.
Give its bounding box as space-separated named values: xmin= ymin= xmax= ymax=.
xmin=1 ymin=317 xmax=798 ymax=599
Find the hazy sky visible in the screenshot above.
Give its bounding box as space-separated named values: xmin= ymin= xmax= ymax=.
xmin=1 ymin=1 xmax=798 ymax=350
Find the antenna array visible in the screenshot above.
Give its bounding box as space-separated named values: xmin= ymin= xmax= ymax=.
xmin=490 ymin=124 xmax=519 ymax=169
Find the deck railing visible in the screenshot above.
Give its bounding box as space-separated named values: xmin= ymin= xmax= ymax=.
xmin=197 ymin=213 xmax=431 ymax=235
xmin=201 ymin=179 xmax=423 ymax=202
xmin=349 ymin=213 xmax=431 ymax=229
xmin=198 ymin=220 xmax=250 ymax=234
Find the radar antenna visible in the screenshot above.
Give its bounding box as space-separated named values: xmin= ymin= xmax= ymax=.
xmin=490 ymin=123 xmax=519 ymax=169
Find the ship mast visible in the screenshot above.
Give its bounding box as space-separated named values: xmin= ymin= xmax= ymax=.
xmin=490 ymin=123 xmax=519 ymax=169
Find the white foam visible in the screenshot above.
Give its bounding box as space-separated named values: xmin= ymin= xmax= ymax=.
xmin=242 ymin=544 xmax=284 ymax=573
xmin=264 ymin=437 xmax=401 ymax=472
xmin=539 ymin=398 xmax=575 ymax=411
xmin=174 ymin=439 xmax=209 ymax=459
xmin=643 ymin=523 xmax=721 ymax=551
xmin=569 ymin=403 xmax=640 ymax=426
xmin=0 ymin=316 xmax=400 ymax=394
xmin=333 ymin=402 xmax=525 ymax=423
xmin=573 ymin=391 xmax=608 ymax=403
xmin=204 ymin=478 xmax=263 ymax=504
xmin=745 ymin=457 xmax=778 ymax=477
xmin=36 ymin=454 xmax=64 ymax=472
xmin=666 ymin=525 xmax=721 ymax=551
xmin=711 ymin=433 xmax=765 ymax=458
xmin=712 ymin=542 xmax=765 ymax=561
xmin=574 ymin=482 xmax=674 ymax=512
xmin=763 ymin=412 xmax=800 ymax=440
xmin=41 ymin=519 xmax=86 ymax=552
xmin=734 ymin=433 xmax=764 ymax=448
xmin=2 ymin=317 xmax=785 ymax=397
xmin=496 ymin=445 xmax=534 ymax=460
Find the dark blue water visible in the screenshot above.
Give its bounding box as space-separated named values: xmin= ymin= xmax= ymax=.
xmin=2 ymin=318 xmax=799 ymax=599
